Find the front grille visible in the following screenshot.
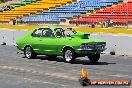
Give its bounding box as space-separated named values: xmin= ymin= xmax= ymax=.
xmin=80 ymin=42 xmax=106 ymax=50
xmin=88 ymin=44 xmax=104 ymax=50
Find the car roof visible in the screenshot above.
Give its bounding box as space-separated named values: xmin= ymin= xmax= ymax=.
xmin=38 ymin=25 xmax=72 ymax=30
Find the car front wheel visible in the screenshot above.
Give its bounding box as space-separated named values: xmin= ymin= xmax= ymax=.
xmin=88 ymin=53 xmax=100 ymax=63
xmin=24 ymin=46 xmax=37 ymax=59
xmin=63 ymin=48 xmax=76 ymax=63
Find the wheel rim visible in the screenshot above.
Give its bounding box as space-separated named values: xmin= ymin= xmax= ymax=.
xmin=25 ymin=47 xmax=32 ymax=58
xmin=65 ymin=50 xmax=73 ymax=62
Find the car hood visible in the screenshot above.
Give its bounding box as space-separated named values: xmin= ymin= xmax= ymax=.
xmin=77 ymin=39 xmax=106 ymax=44
xmin=70 ymin=33 xmax=90 ymax=39
xmin=70 ymin=33 xmax=105 ymax=44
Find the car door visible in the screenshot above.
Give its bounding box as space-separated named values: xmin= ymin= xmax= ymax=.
xmin=30 ymin=28 xmax=43 ymax=54
xmin=55 ymin=28 xmax=75 ymax=55
xmin=55 ymin=28 xmax=68 ymax=55
xmin=39 ymin=28 xmax=57 ymax=55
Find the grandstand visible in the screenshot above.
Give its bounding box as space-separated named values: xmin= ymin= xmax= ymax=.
xmin=21 ymin=0 xmax=123 ymax=24
xmin=0 ymin=0 xmax=131 ymax=27
xmin=70 ymin=0 xmax=132 ymax=26
xmin=0 ymin=0 xmax=76 ymax=22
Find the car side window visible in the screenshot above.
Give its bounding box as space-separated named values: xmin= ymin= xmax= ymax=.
xmin=55 ymin=28 xmax=65 ymax=37
xmin=32 ymin=29 xmax=42 ymax=37
xmin=42 ymin=28 xmax=55 ymax=38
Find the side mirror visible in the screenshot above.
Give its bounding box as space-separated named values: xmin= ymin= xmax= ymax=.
xmin=57 ymin=36 xmax=61 ymax=38
xmin=67 ymin=34 xmax=71 ymax=37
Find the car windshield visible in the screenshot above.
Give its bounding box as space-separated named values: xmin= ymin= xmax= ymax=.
xmin=54 ymin=28 xmax=77 ymax=37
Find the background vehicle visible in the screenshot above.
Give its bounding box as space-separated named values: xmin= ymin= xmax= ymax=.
xmin=0 ymin=5 xmax=14 ymax=12
xmin=16 ymin=26 xmax=106 ymax=63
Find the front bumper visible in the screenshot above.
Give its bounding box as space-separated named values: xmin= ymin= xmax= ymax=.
xmin=75 ymin=48 xmax=107 ymax=55
xmin=15 ymin=44 xmax=24 ymax=51
xmin=77 ymin=48 xmax=107 ymax=52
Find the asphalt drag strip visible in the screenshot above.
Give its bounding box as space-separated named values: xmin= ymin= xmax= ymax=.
xmin=0 ymin=45 xmax=132 ymax=88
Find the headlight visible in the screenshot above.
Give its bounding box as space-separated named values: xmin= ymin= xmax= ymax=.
xmin=80 ymin=44 xmax=85 ymax=49
xmin=101 ymin=42 xmax=106 ymax=47
xmin=80 ymin=44 xmax=92 ymax=50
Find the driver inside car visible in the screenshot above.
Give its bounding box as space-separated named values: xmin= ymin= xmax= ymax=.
xmin=43 ymin=30 xmax=53 ymax=37
xmin=55 ymin=29 xmax=65 ymax=37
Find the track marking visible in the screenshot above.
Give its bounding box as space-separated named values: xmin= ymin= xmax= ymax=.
xmin=110 ymin=74 xmax=129 ymax=78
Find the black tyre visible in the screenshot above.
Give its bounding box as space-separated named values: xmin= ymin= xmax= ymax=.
xmin=24 ymin=46 xmax=37 ymax=59
xmin=47 ymin=55 xmax=57 ymax=59
xmin=63 ymin=48 xmax=76 ymax=63
xmin=88 ymin=53 xmax=100 ymax=63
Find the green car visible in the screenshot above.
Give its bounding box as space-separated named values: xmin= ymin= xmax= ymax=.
xmin=16 ymin=26 xmax=106 ymax=63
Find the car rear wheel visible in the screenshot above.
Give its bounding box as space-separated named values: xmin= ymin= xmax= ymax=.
xmin=88 ymin=53 xmax=100 ymax=63
xmin=63 ymin=48 xmax=76 ymax=63
xmin=24 ymin=46 xmax=37 ymax=59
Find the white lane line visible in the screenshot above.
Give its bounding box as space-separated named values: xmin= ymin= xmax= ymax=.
xmin=2 ymin=65 xmax=8 ymax=69
xmin=110 ymin=74 xmax=129 ymax=78
xmin=95 ymin=73 xmax=104 ymax=75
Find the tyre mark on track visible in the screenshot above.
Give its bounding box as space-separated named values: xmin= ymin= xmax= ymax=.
xmin=0 ymin=73 xmax=68 ymax=87
xmin=0 ymin=65 xmax=78 ymax=81
xmin=0 ymin=65 xmax=131 ymax=82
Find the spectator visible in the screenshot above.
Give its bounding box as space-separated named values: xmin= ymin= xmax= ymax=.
xmin=20 ymin=18 xmax=23 ymax=24
xmin=13 ymin=19 xmax=16 ymax=25
xmin=104 ymin=18 xmax=111 ymax=28
xmin=99 ymin=21 xmax=103 ymax=28
xmin=91 ymin=23 xmax=95 ymax=28
xmin=76 ymin=22 xmax=79 ymax=26
xmin=79 ymin=3 xmax=86 ymax=9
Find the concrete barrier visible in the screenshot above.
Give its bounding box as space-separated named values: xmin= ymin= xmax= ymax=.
xmin=0 ymin=29 xmax=132 ymax=56
xmin=90 ymin=33 xmax=132 ymax=56
xmin=0 ymin=29 xmax=28 ymax=45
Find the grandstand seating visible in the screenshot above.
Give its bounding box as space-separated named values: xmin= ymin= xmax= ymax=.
xmin=21 ymin=0 xmax=122 ymax=23
xmin=70 ymin=1 xmax=132 ymax=24
xmin=0 ymin=0 xmax=74 ymax=22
